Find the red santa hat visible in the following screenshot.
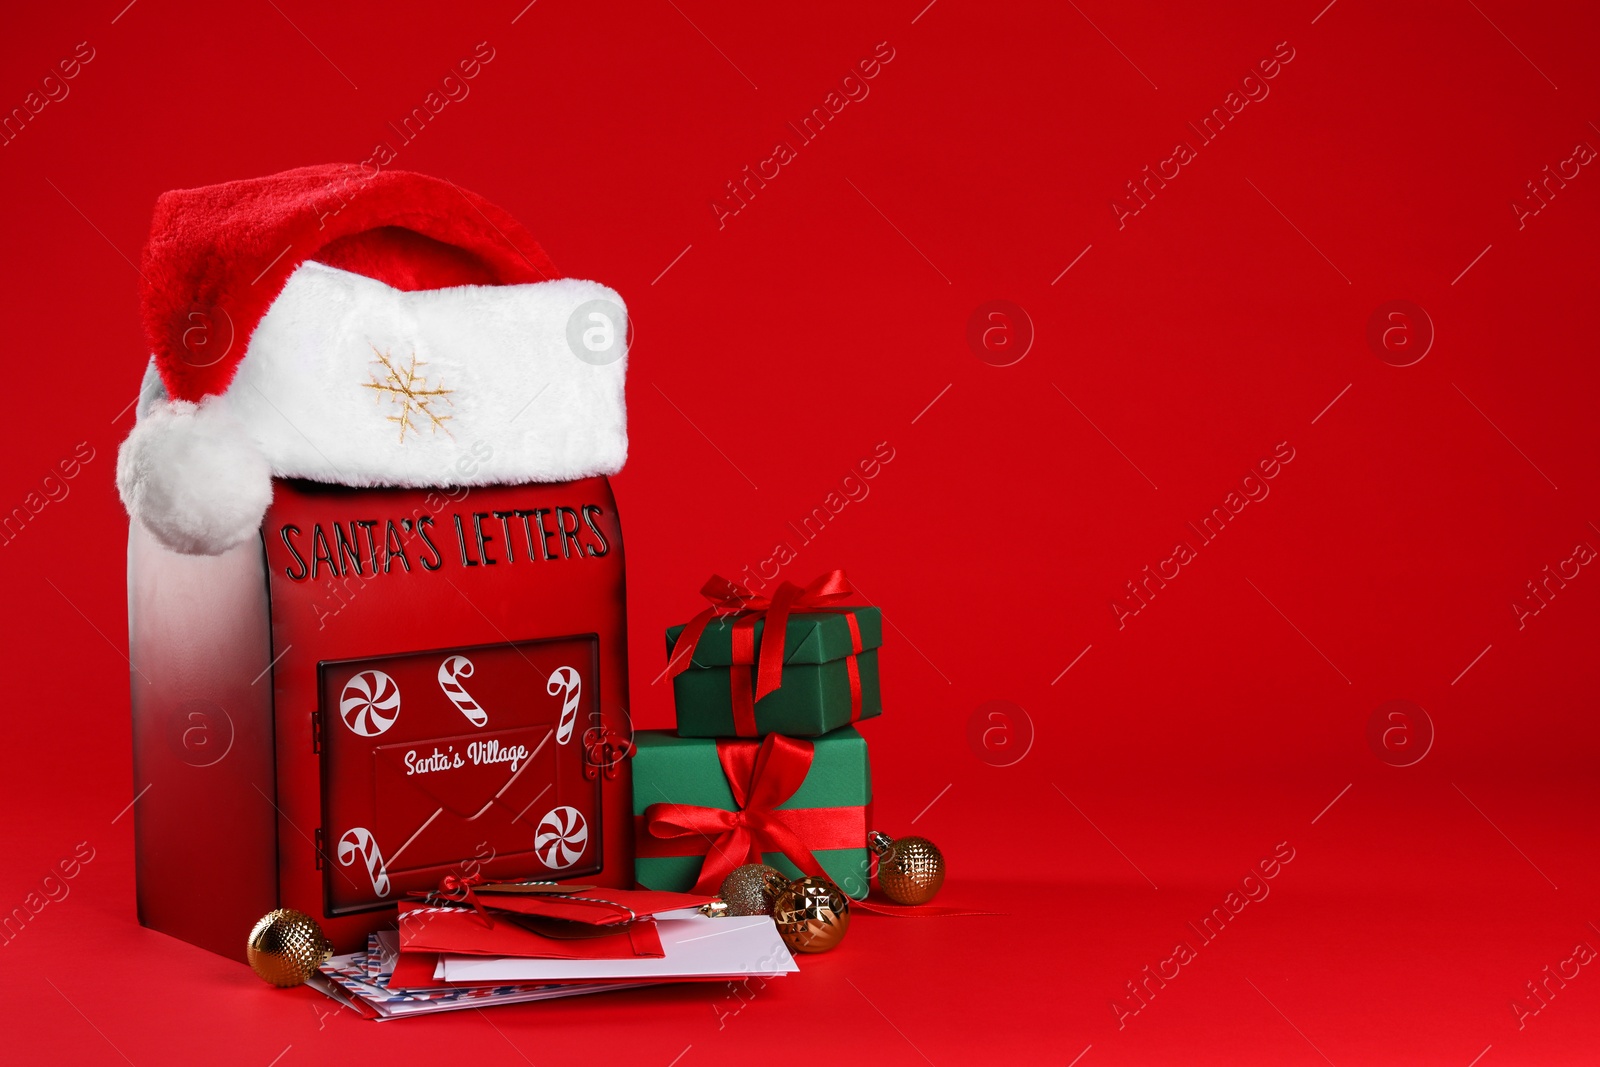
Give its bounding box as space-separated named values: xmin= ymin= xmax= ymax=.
xmin=116 ymin=164 xmax=628 ymax=556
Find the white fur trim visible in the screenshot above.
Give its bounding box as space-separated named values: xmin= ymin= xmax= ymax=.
xmin=117 ymin=396 xmax=274 ymax=556
xmin=185 ymin=261 xmax=627 ymax=489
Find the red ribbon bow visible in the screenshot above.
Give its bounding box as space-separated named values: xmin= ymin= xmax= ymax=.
xmin=640 ymin=734 xmax=864 ymax=893
xmin=665 ymin=569 xmax=864 ymax=736
xmin=434 ymin=871 xmax=494 ymax=927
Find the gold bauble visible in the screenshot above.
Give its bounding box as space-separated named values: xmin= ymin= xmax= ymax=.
xmin=247 ymin=908 xmax=334 ymax=987
xmin=869 ymin=829 xmax=946 ymax=905
xmin=718 ymin=863 xmax=791 ymax=916
xmin=773 ymin=876 xmax=850 ymax=953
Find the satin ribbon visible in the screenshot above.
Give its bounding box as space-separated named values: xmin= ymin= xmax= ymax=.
xmin=640 ymin=734 xmax=866 ymax=893
xmin=665 ymin=569 xmax=865 ymax=736
xmin=848 ymin=895 xmax=1001 ymax=917
xmin=432 ymin=872 xmax=494 ymax=927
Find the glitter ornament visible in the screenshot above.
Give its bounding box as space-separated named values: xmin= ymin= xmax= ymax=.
xmin=773 ymin=876 xmax=850 ymax=953
xmin=868 ymin=829 xmax=946 ymax=905
xmin=247 ymin=908 xmax=334 ymax=987
xmin=719 ymin=863 xmax=791 ymax=916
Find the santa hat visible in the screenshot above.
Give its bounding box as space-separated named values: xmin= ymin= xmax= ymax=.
xmin=116 ymin=164 xmax=628 ymax=556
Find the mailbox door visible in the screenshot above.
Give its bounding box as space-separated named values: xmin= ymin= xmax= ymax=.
xmin=317 ymin=634 xmax=604 ymax=914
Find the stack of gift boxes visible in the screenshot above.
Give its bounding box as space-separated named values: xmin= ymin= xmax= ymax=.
xmin=631 ymin=580 xmax=883 ymax=901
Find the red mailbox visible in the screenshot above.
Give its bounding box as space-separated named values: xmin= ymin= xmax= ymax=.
xmin=119 ymin=166 xmax=633 ymax=958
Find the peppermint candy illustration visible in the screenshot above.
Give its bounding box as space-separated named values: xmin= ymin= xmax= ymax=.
xmin=534 ymin=805 xmax=589 ymax=870
xmin=339 ymin=670 xmax=400 ymax=736
xmin=547 ymin=666 xmax=581 ymax=744
xmin=337 ymin=826 xmax=391 ymax=897
xmin=438 ymin=655 xmax=488 ymax=727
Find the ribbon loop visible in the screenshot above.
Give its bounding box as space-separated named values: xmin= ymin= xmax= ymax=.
xmin=665 ymin=569 xmax=864 ymax=736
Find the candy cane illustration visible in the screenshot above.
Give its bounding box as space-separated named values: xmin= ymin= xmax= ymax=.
xmin=547 ymin=666 xmax=581 ymax=744
xmin=437 ymin=655 xmax=488 ymax=727
xmin=534 ymin=806 xmax=588 ymax=869
xmin=339 ymin=670 xmax=401 ymax=736
xmin=337 ymin=827 xmax=391 ymax=897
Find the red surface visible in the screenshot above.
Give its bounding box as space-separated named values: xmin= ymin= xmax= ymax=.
xmin=2 ymin=1 xmax=1597 ymax=1064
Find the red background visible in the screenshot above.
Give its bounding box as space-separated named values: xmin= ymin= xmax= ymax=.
xmin=3 ymin=1 xmax=1598 ymax=1063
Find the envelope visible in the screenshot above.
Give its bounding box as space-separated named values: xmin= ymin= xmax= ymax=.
xmin=384 ymin=953 xmax=710 ymax=991
xmin=398 ymin=902 xmax=664 ymax=959
xmin=383 ymin=937 xmax=736 ymax=992
xmin=389 ymin=946 xmax=470 ymax=990
xmin=440 ymin=914 xmax=798 ymax=983
xmin=464 ymin=885 xmax=718 ymax=925
xmin=388 ymin=949 xmax=678 ymax=991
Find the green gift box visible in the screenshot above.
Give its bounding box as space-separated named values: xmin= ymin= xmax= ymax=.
xmin=665 ymin=607 xmax=883 ymax=737
xmin=631 ymin=728 xmax=873 ymax=900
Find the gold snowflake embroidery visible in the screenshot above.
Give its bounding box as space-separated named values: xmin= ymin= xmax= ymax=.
xmin=362 ymin=346 xmax=455 ymax=442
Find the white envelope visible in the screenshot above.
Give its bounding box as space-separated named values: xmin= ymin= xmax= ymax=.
xmin=438 ymin=914 xmax=798 ymax=983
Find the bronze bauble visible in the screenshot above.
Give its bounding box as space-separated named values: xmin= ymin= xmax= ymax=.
xmin=773 ymin=876 xmax=850 ymax=953
xmin=869 ymin=829 xmax=946 ymax=905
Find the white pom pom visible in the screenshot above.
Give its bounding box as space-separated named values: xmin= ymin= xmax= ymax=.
xmin=116 ymin=396 xmax=273 ymax=556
